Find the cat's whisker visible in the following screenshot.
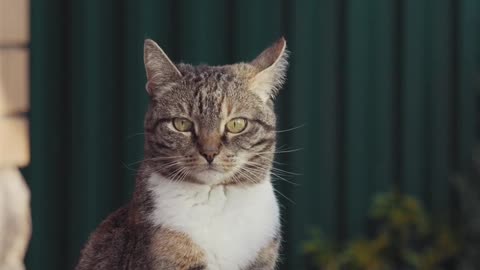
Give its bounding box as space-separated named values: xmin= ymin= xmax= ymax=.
xmin=275 ymin=123 xmax=306 ymax=134
xmin=276 ymin=144 xmax=288 ymax=150
xmin=123 ymin=159 xmax=184 ymax=176
xmin=147 ymin=160 xmax=182 ymax=172
xmin=168 ymin=166 xmax=186 ymax=184
xmin=241 ymin=162 xmax=298 ymax=196
xmin=266 ymin=167 xmax=301 ymax=179
xmin=242 ymin=164 xmax=298 ymax=186
xmin=143 ymin=155 xmax=189 ymax=162
xmin=125 ymin=132 xmax=146 ymax=140
xmin=143 ymin=160 xmax=188 ymax=177
xmin=127 ymin=155 xmax=188 ymax=166
xmin=271 ymin=167 xmax=302 ymax=176
xmin=121 ymin=161 xmax=140 ymax=172
xmin=271 ymin=160 xmax=285 ymax=165
xmin=235 ymin=168 xmax=257 ymax=184
xmin=254 ymin=148 xmax=303 ymax=155
xmin=173 ymin=170 xmax=187 ymax=184
xmin=231 ymin=173 xmax=242 ymax=185
xmin=269 ymin=173 xmax=299 ymax=186
xmin=253 ymin=154 xmax=286 ymax=165
xmin=245 ymin=160 xmax=301 ymax=177
xmin=180 ymin=170 xmax=190 ymax=183
xmin=238 ymin=167 xmax=264 ymax=185
xmin=247 ymin=163 xmax=298 ymax=177
xmin=275 ymin=144 xmax=297 ymax=152
xmin=177 ymin=166 xmax=192 ymax=184
xmin=272 ymin=187 xmax=296 ymax=205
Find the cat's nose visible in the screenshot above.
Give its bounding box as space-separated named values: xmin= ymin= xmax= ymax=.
xmin=200 ymin=149 xmax=219 ymax=164
xmin=197 ymin=131 xmax=221 ymax=164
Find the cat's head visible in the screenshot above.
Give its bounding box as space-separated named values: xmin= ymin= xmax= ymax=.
xmin=142 ymin=38 xmax=288 ymax=185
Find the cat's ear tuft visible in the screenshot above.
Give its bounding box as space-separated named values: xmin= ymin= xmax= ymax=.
xmin=249 ymin=37 xmax=289 ymax=102
xmin=144 ymin=39 xmax=182 ymax=95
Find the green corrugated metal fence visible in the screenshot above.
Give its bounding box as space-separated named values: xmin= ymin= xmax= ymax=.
xmin=25 ymin=0 xmax=479 ymax=269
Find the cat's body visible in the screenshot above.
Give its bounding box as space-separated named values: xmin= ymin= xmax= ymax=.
xmin=76 ymin=38 xmax=288 ymax=270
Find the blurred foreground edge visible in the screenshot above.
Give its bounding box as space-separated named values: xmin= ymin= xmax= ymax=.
xmin=0 ymin=0 xmax=31 ymax=269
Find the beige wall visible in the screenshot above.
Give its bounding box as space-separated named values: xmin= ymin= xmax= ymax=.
xmin=0 ymin=0 xmax=31 ymax=269
xmin=0 ymin=0 xmax=30 ymax=166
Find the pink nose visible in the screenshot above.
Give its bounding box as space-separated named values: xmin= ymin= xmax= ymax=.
xmin=200 ymin=149 xmax=219 ymax=164
xmin=197 ymin=131 xmax=221 ymax=164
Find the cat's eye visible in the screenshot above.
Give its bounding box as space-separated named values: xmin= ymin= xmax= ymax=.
xmin=173 ymin=118 xmax=193 ymax=132
xmin=226 ymin=118 xmax=247 ymax=134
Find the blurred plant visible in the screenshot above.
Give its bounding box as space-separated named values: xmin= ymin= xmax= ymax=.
xmin=303 ymin=192 xmax=461 ymax=270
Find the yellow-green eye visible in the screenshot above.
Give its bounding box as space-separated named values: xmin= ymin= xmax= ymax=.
xmin=226 ymin=118 xmax=247 ymax=133
xmin=173 ymin=118 xmax=193 ymax=132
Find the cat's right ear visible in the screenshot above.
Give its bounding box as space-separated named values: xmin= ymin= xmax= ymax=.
xmin=144 ymin=39 xmax=182 ymax=95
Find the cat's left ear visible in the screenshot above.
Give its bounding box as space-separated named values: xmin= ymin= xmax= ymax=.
xmin=249 ymin=37 xmax=289 ymax=102
xmin=144 ymin=39 xmax=182 ymax=96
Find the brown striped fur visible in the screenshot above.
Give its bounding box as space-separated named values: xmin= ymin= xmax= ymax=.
xmin=245 ymin=238 xmax=281 ymax=270
xmin=149 ymin=228 xmax=206 ymax=270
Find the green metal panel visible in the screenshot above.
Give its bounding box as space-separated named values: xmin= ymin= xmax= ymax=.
xmin=345 ymin=0 xmax=372 ymax=238
xmin=289 ymin=1 xmax=317 ymax=269
xmin=428 ymin=0 xmax=452 ymax=216
xmin=402 ymin=0 xmax=428 ymax=199
xmin=369 ymin=0 xmax=394 ymax=194
xmin=26 ymin=1 xmax=68 ymax=268
xmin=178 ymin=0 xmax=229 ymax=64
xmin=290 ymin=0 xmax=343 ymax=268
xmin=459 ymin=0 xmax=479 ymax=169
xmin=231 ymin=0 xmax=283 ymax=62
xmin=120 ymin=0 xmax=147 ymax=204
xmin=67 ymin=0 xmax=124 ymax=266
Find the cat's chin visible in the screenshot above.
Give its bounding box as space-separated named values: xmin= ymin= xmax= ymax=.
xmin=193 ymin=169 xmax=227 ymax=185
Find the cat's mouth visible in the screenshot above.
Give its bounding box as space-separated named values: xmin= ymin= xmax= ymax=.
xmin=199 ymin=164 xmax=223 ymax=173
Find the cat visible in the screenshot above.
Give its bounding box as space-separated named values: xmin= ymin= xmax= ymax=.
xmin=75 ymin=37 xmax=289 ymax=270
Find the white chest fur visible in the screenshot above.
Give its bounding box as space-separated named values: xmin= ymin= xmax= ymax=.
xmin=147 ymin=173 xmax=280 ymax=270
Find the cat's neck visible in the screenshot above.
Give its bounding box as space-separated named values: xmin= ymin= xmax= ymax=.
xmin=130 ymin=164 xmax=272 ymax=222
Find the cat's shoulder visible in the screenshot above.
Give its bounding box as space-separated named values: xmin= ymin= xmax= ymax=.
xmin=75 ymin=206 xmax=132 ymax=270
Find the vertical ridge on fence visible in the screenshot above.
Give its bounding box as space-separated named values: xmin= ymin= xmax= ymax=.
xmin=26 ymin=0 xmax=69 ymax=268
xmin=345 ymin=0 xmax=372 ymax=238
xmin=428 ymin=0 xmax=453 ymax=216
xmin=66 ymin=0 xmax=125 ymax=267
xmin=369 ymin=0 xmax=394 ymax=194
xmin=402 ymin=0 xmax=428 ymax=199
xmin=119 ymin=0 xmax=143 ymax=204
xmin=290 ymin=0 xmax=323 ymax=268
xmin=459 ymin=0 xmax=478 ymax=169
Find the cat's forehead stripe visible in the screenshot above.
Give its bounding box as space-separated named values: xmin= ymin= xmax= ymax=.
xmin=187 ymin=70 xmax=230 ymax=117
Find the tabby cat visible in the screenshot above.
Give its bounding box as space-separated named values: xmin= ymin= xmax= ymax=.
xmin=75 ymin=37 xmax=288 ymax=270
